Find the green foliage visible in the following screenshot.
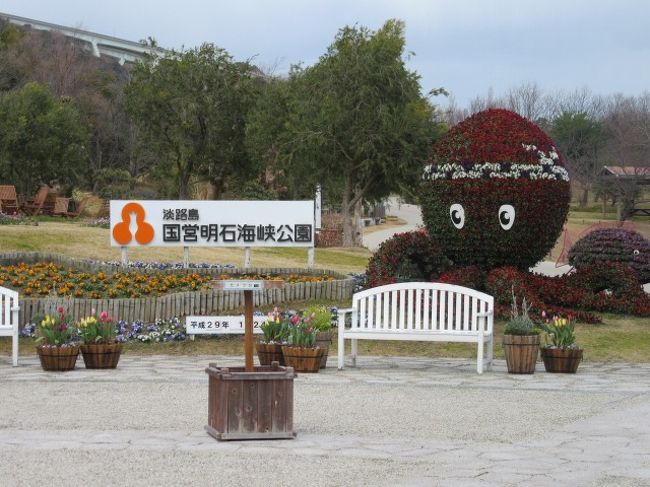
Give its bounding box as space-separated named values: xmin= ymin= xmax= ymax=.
xmin=36 ymin=308 xmax=76 ymax=346
xmin=77 ymin=311 xmax=117 ymax=344
xmin=125 ymin=43 xmax=257 ymax=198
xmin=504 ymin=288 xmax=539 ymax=336
xmin=246 ymin=20 xmax=444 ymax=244
xmin=229 ymin=180 xmax=279 ymax=200
xmin=286 ymin=321 xmax=317 ymax=348
xmin=94 ymin=168 xmax=133 ymax=199
xmin=541 ymin=316 xmax=577 ymax=348
xmin=303 ymin=305 xmax=332 ymax=332
xmin=0 ymin=82 xmax=89 ymax=194
xmin=366 ymin=230 xmax=451 ymax=287
xmin=260 ymin=308 xmax=288 ymax=343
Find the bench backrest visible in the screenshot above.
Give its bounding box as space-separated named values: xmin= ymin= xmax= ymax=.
xmin=351 ymin=282 xmax=493 ymax=334
xmin=0 ymin=286 xmax=19 ymax=335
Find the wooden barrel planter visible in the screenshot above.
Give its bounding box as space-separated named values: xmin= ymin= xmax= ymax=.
xmin=205 ymin=362 xmax=296 ymax=440
xmin=80 ymin=342 xmax=123 ymax=369
xmin=281 ymin=346 xmax=323 ymax=373
xmin=36 ymin=345 xmax=79 ymax=371
xmin=315 ymin=332 xmax=332 ymax=369
xmin=541 ymin=347 xmax=583 ymax=373
xmin=255 ymin=342 xmax=285 ymax=366
xmin=502 ymin=334 xmax=540 ymax=374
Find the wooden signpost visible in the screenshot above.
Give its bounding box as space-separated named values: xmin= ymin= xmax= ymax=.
xmin=205 ymin=279 xmax=294 ymax=440
xmin=210 ymin=279 xmax=284 ymax=372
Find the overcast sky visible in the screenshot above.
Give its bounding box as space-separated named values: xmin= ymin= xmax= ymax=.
xmin=2 ymin=0 xmax=648 ymax=107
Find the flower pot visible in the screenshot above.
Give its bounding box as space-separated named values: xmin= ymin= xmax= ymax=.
xmin=205 ymin=362 xmax=296 ymax=440
xmin=315 ymin=331 xmax=332 ymax=369
xmin=503 ymin=334 xmax=539 ymax=374
xmin=36 ymin=345 xmax=79 ymax=371
xmin=80 ymin=342 xmax=123 ymax=369
xmin=256 ymin=342 xmax=285 ymax=366
xmin=541 ymin=347 xmax=583 ymax=373
xmin=281 ymin=345 xmax=323 ymax=373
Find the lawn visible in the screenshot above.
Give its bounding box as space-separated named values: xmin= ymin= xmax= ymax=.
xmin=1 ymin=211 xmax=650 ymax=364
xmin=3 ymin=300 xmax=649 ymax=363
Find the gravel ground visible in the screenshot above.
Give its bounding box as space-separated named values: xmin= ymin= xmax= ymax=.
xmin=1 ymin=355 xmax=649 ymax=486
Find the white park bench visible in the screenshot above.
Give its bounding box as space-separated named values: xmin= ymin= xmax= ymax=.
xmin=337 ymin=282 xmax=494 ymax=374
xmin=0 ymin=286 xmax=20 ymax=366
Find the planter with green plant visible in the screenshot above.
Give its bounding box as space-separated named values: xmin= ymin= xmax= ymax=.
xmin=304 ymin=305 xmax=333 ymax=368
xmin=540 ymin=315 xmax=582 ymax=373
xmin=281 ymin=318 xmax=322 ymax=373
xmin=77 ymin=311 xmax=122 ymax=369
xmin=35 ymin=307 xmax=79 ymax=371
xmin=502 ymin=289 xmax=540 ymax=374
xmin=256 ymin=307 xmax=287 ymax=366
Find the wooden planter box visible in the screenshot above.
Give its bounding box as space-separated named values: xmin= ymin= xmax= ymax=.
xmin=541 ymin=347 xmax=583 ymax=373
xmin=503 ymin=334 xmax=539 ymax=374
xmin=80 ymin=342 xmax=123 ymax=369
xmin=282 ymin=346 xmax=323 ymax=373
xmin=256 ymin=342 xmax=285 ymax=366
xmin=205 ymin=362 xmax=296 ymax=440
xmin=36 ymin=345 xmax=79 ymax=371
xmin=315 ymin=332 xmax=332 ymax=369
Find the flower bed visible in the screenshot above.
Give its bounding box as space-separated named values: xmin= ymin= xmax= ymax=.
xmin=0 ymin=262 xmax=338 ymax=299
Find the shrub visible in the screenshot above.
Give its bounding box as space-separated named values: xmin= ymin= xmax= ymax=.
xmin=436 ymin=266 xmax=485 ymax=290
xmin=568 ymin=228 xmax=650 ymax=283
xmin=420 ymin=109 xmax=570 ymax=270
xmin=366 ymin=230 xmax=451 ymax=288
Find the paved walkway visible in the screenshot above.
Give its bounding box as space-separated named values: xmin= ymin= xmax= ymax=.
xmin=1 ymin=354 xmax=649 ymax=486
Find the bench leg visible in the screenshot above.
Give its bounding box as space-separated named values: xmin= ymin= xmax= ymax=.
xmin=337 ymin=327 xmax=345 ymax=370
xmin=351 ymin=339 xmax=358 ymax=367
xmin=486 ymin=337 xmax=493 ymax=371
xmin=477 ymin=336 xmax=484 ymax=374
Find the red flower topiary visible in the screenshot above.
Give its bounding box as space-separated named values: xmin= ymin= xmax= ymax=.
xmin=420 ymin=109 xmax=571 ymax=270
xmin=366 ymin=230 xmax=451 ymax=288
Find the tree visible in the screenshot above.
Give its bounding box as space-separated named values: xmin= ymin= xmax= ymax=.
xmin=0 ymin=82 xmax=89 ymax=194
xmin=125 ymin=43 xmax=257 ymax=198
xmin=250 ymin=20 xmax=442 ymax=246
xmin=551 ymin=112 xmax=606 ymax=206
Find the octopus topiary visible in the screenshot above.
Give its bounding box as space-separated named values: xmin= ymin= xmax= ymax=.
xmin=420 ymin=108 xmax=571 ymax=270
xmin=568 ymin=228 xmax=650 ymax=283
xmin=366 ymin=230 xmax=451 ymax=288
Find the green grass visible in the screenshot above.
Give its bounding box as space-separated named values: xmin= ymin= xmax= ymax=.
xmin=5 ymin=312 xmax=649 ymax=363
xmin=1 ymin=211 xmax=650 ymax=364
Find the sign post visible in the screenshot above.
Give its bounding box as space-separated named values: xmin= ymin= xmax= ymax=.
xmin=210 ymin=279 xmax=284 ymax=372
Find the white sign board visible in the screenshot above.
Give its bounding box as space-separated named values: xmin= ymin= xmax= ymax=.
xmin=185 ymin=315 xmax=270 ymax=335
xmin=110 ymin=200 xmax=314 ymax=247
xmin=220 ymin=280 xmax=264 ymax=291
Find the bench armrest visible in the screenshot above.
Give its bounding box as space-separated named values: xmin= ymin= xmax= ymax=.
xmin=476 ymin=309 xmax=493 ymax=318
xmin=337 ymin=308 xmax=356 ymax=329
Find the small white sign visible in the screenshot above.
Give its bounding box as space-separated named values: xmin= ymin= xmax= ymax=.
xmin=221 ymin=280 xmax=263 ymax=291
xmin=185 ymin=315 xmax=270 ymax=335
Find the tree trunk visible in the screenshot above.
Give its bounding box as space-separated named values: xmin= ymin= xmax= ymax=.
xmin=341 ymin=170 xmax=355 ymax=247
xmin=354 ymin=198 xmax=363 ymax=247
xmin=579 ymin=186 xmax=589 ymax=207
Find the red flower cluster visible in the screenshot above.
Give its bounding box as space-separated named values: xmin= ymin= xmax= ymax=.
xmin=429 ymin=108 xmax=565 ymax=165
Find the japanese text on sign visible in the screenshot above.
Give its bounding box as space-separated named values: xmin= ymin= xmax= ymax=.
xmin=110 ymin=200 xmax=315 ymax=248
xmin=185 ymin=315 xmax=269 ymax=335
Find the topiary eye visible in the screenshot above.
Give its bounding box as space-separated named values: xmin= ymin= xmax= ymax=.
xmin=450 ymin=204 xmax=465 ymax=229
xmin=498 ymin=204 xmax=515 ymax=230
xmin=634 ymin=249 xmax=640 ymax=256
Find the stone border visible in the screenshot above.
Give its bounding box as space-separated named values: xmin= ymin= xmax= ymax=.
xmin=1 ymin=253 xmax=354 ymax=325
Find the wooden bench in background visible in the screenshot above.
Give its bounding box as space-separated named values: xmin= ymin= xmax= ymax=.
xmin=337 ymin=282 xmax=494 ymax=374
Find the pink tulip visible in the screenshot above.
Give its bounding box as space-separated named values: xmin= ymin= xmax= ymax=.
xmin=100 ymin=311 xmax=109 ymax=321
